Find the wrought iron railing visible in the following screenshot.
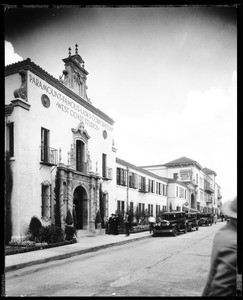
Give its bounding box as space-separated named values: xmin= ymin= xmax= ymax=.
xmin=76 ymin=161 xmax=87 ymax=173
xmin=139 ymin=184 xmax=148 ymax=193
xmin=40 ymin=146 xmax=58 ymax=165
xmin=103 ymin=167 xmax=113 ymax=180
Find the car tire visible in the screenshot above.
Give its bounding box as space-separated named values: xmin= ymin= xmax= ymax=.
xmin=152 ymin=230 xmax=157 ymax=237
xmin=172 ymin=227 xmax=177 ymax=237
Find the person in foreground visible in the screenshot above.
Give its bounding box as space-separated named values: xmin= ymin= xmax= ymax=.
xmin=202 ymin=197 xmax=237 ymax=297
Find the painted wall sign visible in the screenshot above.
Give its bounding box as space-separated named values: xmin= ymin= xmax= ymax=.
xmin=29 ymin=74 xmax=113 ymax=132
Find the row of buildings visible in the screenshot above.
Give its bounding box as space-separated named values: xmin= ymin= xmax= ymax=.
xmin=5 ymin=45 xmax=222 ymax=241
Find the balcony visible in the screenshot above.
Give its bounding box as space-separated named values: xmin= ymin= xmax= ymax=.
xmin=40 ymin=146 xmax=58 ymax=166
xmin=103 ymin=167 xmax=113 ymax=180
xmin=205 ymin=185 xmax=214 ymax=194
xmin=139 ymin=184 xmax=148 ymax=193
xmin=76 ymin=161 xmax=87 ymax=173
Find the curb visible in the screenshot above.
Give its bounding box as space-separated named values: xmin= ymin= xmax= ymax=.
xmin=5 ymin=234 xmax=152 ymax=272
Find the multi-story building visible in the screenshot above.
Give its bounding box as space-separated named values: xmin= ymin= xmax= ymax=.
xmin=115 ymin=158 xmax=168 ymax=219
xmin=5 ymin=45 xmax=117 ymax=240
xmin=141 ymin=156 xmax=221 ymax=214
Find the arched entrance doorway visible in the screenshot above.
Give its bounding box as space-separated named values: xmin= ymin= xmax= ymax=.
xmin=191 ymin=193 xmax=196 ymax=209
xmin=73 ymin=186 xmax=88 ymax=230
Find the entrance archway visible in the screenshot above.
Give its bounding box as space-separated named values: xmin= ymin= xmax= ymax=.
xmin=191 ymin=194 xmax=196 ymax=209
xmin=73 ymin=186 xmax=88 ymax=230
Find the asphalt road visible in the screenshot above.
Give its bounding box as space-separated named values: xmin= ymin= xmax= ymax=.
xmin=5 ymin=222 xmax=225 ymax=297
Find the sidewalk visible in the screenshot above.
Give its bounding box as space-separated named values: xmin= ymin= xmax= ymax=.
xmin=5 ymin=231 xmax=152 ymax=272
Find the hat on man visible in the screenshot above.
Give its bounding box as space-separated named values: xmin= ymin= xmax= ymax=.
xmin=222 ymin=197 xmax=237 ymax=219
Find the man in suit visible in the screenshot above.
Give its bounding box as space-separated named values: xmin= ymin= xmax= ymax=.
xmin=124 ymin=212 xmax=132 ymax=236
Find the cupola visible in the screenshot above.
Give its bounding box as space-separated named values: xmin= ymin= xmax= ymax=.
xmin=59 ymin=44 xmax=91 ymax=103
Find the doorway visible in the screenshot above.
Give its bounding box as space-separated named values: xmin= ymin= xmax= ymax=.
xmin=73 ymin=186 xmax=88 ymax=230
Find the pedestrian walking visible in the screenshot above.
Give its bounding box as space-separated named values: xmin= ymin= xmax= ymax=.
xmin=148 ymin=214 xmax=156 ymax=233
xmin=113 ymin=214 xmax=119 ymax=235
xmin=202 ymin=197 xmax=237 ymax=297
xmin=124 ymin=212 xmax=132 ymax=236
xmin=108 ymin=214 xmax=115 ymax=235
xmin=221 ymin=214 xmax=224 ymax=222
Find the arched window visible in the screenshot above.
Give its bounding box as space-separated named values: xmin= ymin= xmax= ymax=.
xmin=41 ymin=181 xmax=51 ymax=220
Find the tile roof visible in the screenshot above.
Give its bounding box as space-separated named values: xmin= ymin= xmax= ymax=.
xmin=202 ymin=167 xmax=217 ymax=176
xmin=164 ymin=156 xmax=203 ymax=170
xmin=116 ymin=157 xmax=168 ymax=183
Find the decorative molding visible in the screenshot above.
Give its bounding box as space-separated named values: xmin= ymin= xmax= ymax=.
xmin=5 ymin=59 xmax=114 ymax=125
xmin=41 ymin=94 xmax=50 ymax=108
xmin=11 ymin=99 xmax=31 ymax=111
xmin=13 ymin=70 xmax=28 ymax=101
xmin=71 ymin=121 xmax=90 ymax=140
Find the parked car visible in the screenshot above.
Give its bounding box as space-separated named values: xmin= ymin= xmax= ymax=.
xmin=186 ymin=212 xmax=199 ymax=231
xmin=198 ymin=213 xmax=213 ymax=226
xmin=153 ymin=211 xmax=187 ymax=237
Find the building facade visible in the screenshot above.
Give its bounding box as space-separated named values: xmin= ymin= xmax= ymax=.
xmin=141 ymin=156 xmax=221 ymax=214
xmin=115 ymin=158 xmax=168 ymax=219
xmin=5 ymin=46 xmax=117 ymax=240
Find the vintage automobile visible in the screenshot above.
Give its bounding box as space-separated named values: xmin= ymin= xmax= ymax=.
xmin=198 ymin=213 xmax=213 ymax=226
xmin=186 ymin=212 xmax=199 ymax=231
xmin=153 ymin=211 xmax=187 ymax=237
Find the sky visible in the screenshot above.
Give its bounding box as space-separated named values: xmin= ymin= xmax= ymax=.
xmin=4 ymin=5 xmax=237 ymax=202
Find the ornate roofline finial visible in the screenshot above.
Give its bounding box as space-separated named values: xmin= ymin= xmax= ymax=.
xmin=75 ymin=43 xmax=78 ymax=54
xmin=68 ymin=47 xmax=71 ymax=57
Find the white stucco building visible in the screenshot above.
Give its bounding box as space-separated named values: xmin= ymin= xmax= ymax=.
xmin=141 ymin=156 xmax=221 ymax=214
xmin=115 ymin=158 xmax=168 ymax=219
xmin=5 ymin=46 xmax=117 ymax=240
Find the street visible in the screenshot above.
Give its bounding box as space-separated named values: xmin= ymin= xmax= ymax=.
xmin=5 ymin=222 xmax=224 ymax=297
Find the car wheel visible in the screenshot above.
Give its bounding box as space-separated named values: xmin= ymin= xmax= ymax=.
xmin=172 ymin=227 xmax=177 ymax=237
xmin=152 ymin=230 xmax=157 ymax=237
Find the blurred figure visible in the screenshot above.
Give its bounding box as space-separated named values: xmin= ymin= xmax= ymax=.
xmin=124 ymin=211 xmax=132 ymax=236
xmin=113 ymin=213 xmax=119 ymax=235
xmin=213 ymin=213 xmax=217 ymax=224
xmin=221 ymin=214 xmax=224 ymax=222
xmin=148 ymin=214 xmax=156 ymax=233
xmin=202 ymin=197 xmax=237 ymax=297
xmin=108 ymin=214 xmax=115 ymax=235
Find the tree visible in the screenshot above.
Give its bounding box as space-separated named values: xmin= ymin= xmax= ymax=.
xmin=65 ymin=209 xmax=74 ymax=225
xmin=29 ymin=216 xmax=42 ymax=240
xmin=54 ymin=172 xmax=61 ymax=227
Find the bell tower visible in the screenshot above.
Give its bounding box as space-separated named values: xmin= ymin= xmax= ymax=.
xmin=59 ymin=44 xmax=91 ymax=103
